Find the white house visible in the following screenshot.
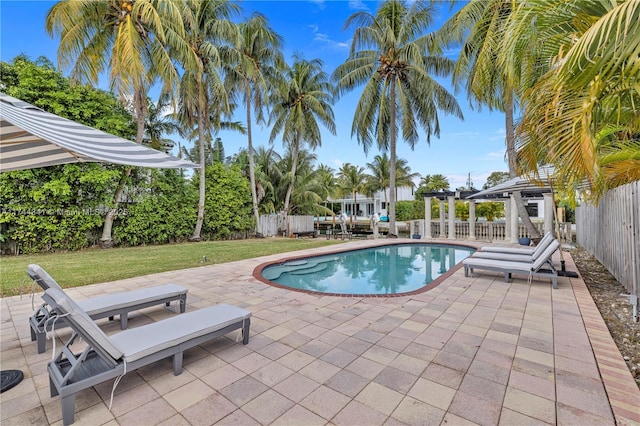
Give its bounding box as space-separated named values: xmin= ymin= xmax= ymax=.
xmin=329 ymin=187 xmax=415 ymax=219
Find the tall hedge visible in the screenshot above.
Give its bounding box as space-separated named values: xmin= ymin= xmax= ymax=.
xmin=201 ymin=164 xmax=254 ymax=239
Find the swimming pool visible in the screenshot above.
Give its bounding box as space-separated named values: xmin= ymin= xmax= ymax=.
xmin=257 ymin=243 xmax=476 ymax=296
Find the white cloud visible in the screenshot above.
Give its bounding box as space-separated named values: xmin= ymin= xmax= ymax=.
xmin=488 ymin=127 xmax=506 ymax=141
xmin=308 ymin=24 xmax=350 ymax=50
xmin=308 ymin=0 xmax=326 ymax=9
xmin=348 ymin=0 xmax=369 ymax=10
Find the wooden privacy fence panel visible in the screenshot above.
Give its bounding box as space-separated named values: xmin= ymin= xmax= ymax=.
xmin=257 ymin=214 xmax=315 ymax=237
xmin=576 ymin=182 xmax=639 ymax=299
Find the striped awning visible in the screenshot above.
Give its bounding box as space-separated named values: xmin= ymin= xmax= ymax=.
xmin=0 ymin=93 xmax=198 ymax=172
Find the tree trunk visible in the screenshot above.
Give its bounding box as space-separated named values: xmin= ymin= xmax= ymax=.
xmin=388 ymin=80 xmax=398 ymax=238
xmin=191 ymin=79 xmax=207 ymax=241
xmin=100 ymin=89 xmax=145 ymax=248
xmin=505 ymin=88 xmax=540 ymax=238
xmin=246 ymin=84 xmax=261 ymax=236
xmin=283 ymin=134 xmax=300 ymax=215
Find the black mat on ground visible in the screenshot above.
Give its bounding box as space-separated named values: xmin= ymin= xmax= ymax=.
xmin=1 ymin=369 xmax=24 ymax=393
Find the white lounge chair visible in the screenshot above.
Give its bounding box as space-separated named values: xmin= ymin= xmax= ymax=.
xmin=27 ymin=264 xmax=188 ymax=353
xmin=479 ymin=231 xmax=554 ymax=256
xmin=42 ymin=287 xmax=251 ymax=425
xmin=463 ymin=239 xmax=561 ymax=289
xmin=470 ymin=232 xmax=556 ymax=263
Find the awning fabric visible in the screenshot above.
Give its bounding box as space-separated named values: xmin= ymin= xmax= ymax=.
xmin=0 ymin=93 xmax=198 ymax=172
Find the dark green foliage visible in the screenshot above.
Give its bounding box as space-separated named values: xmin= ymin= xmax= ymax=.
xmin=0 ymin=56 xmax=138 ymax=253
xmin=114 ymin=169 xmax=197 ymax=246
xmin=201 ymin=164 xmax=254 ymax=239
xmin=0 ymin=165 xmax=119 ymax=253
xmin=395 ymin=200 xmax=426 ymax=221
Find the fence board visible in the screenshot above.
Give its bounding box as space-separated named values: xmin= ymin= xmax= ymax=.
xmin=576 ymin=182 xmax=639 ymax=301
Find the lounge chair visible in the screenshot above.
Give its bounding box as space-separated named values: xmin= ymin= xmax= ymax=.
xmin=42 ymin=286 xmax=251 ymax=425
xmin=470 ymin=232 xmax=556 ymax=263
xmin=479 ymin=231 xmax=554 ymax=256
xmin=27 ymin=264 xmax=188 ymax=353
xmin=463 ymin=239 xmax=561 ymax=289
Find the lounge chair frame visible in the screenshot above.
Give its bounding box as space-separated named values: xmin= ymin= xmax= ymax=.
xmin=27 ymin=265 xmax=187 ymax=353
xmin=42 ymin=289 xmax=251 ymax=425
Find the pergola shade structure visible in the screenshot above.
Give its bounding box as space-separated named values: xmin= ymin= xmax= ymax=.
xmin=0 ymin=93 xmax=198 ymax=172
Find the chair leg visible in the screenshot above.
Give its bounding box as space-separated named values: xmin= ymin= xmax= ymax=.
xmin=173 ymin=352 xmax=183 ymax=375
xmin=61 ymin=394 xmax=76 ymax=426
xmin=179 ymin=295 xmax=187 ymax=313
xmin=243 ymin=319 xmax=251 ymax=345
xmin=37 ymin=331 xmax=46 ymax=354
xmin=119 ymin=315 xmax=128 ymax=330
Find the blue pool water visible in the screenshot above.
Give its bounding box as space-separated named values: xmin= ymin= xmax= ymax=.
xmin=260 ymin=244 xmax=475 ymax=295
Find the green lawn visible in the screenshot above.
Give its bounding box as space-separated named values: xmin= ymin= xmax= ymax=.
xmin=0 ymin=238 xmax=340 ymax=297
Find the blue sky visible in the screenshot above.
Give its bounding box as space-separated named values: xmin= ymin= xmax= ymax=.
xmin=0 ymin=0 xmax=509 ymax=189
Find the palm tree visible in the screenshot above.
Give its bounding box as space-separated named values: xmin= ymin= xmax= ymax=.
xmin=507 ymin=1 xmax=640 ymax=198
xmin=46 ymin=0 xmax=185 ymax=247
xmin=366 ymin=153 xmax=417 ymax=205
xmin=365 ymin=154 xmax=391 ymax=204
xmin=333 ymin=0 xmax=462 ymax=237
xmin=144 ymin=96 xmax=179 ymax=153
xmin=422 ymin=174 xmax=450 ymax=192
xmin=438 ymin=0 xmax=541 ymax=237
xmin=228 ymin=13 xmax=284 ymax=235
xmin=175 ymin=0 xmax=240 ymax=241
xmin=269 ymin=54 xmax=336 ymax=216
xmin=337 ymin=163 xmax=368 ymax=229
xmin=315 ymin=163 xmax=338 ymax=214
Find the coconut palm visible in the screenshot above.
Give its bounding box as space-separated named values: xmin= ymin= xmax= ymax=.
xmin=366 ymin=153 xmax=417 ymax=204
xmin=507 ymin=0 xmax=640 ymax=198
xmin=46 ymin=0 xmax=186 ymax=247
xmin=438 ymin=0 xmax=542 ymax=237
xmin=144 ymin=96 xmax=179 ymax=153
xmin=227 ymin=13 xmax=284 ymax=234
xmin=421 ymin=174 xmax=450 ymax=192
xmin=174 ymin=0 xmax=240 ymax=241
xmin=269 ymin=55 xmax=336 ymax=216
xmin=333 ymin=0 xmax=462 ymax=237
xmin=337 ymin=163 xmax=368 ymax=229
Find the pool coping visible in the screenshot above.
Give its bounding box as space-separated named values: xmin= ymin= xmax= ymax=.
xmin=252 ymin=240 xmax=477 ymax=298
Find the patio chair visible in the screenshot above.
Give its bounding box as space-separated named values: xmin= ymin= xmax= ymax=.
xmin=463 ymin=239 xmax=561 ymax=289
xmin=27 ymin=264 xmax=188 ymax=353
xmin=42 ymin=286 xmax=251 ymax=425
xmin=470 ymin=232 xmax=556 ymax=263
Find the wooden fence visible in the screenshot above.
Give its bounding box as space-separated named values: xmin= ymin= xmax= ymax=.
xmin=576 ymin=182 xmax=639 ymax=311
xmin=258 ymin=214 xmax=315 ymax=237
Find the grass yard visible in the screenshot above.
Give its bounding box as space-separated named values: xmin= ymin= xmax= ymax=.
xmin=0 ymin=237 xmax=340 ymax=297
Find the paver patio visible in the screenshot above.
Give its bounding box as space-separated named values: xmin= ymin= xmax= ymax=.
xmin=2 ymin=239 xmax=639 ymax=425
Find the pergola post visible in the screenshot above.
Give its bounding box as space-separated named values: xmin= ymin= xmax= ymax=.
xmin=504 ymin=199 xmax=511 ymax=241
xmin=439 ymin=199 xmax=446 ymax=238
xmin=468 ymin=200 xmax=476 ymax=240
xmin=448 ymin=195 xmax=455 ymax=239
xmin=424 ymin=197 xmax=432 ymax=239
xmin=510 ymin=194 xmax=519 ymax=243
xmin=544 ymin=193 xmax=554 ymax=235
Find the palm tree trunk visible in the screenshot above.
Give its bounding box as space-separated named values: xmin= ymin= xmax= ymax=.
xmin=388 ymin=80 xmax=398 ymax=238
xmin=191 ymin=80 xmax=207 ymax=241
xmin=246 ymin=84 xmax=261 ymax=236
xmin=505 ymin=88 xmax=540 ymax=238
xmin=283 ymin=134 xmax=300 ymax=215
xmin=100 ymin=89 xmax=145 ymax=248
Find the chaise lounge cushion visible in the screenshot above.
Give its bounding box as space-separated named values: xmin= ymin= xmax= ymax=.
xmin=76 ymin=284 xmax=187 ymax=316
xmin=110 ymin=304 xmax=252 ymax=362
xmin=45 ymin=287 xmax=124 ymax=360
